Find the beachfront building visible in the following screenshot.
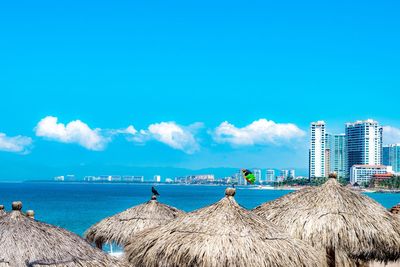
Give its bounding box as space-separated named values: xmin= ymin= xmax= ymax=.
xmin=253 ymin=168 xmax=262 ymax=184
xmin=280 ymin=169 xmax=289 ymax=180
xmin=350 ymin=165 xmax=393 ymax=185
xmin=345 ymin=119 xmax=383 ymax=178
xmin=289 ymin=169 xmax=296 ymax=179
xmin=309 ymin=121 xmax=326 ymax=178
xmin=383 ymin=144 xmax=400 ymax=174
xmin=266 ymin=169 xmax=275 ymax=182
xmin=154 ymin=175 xmax=161 ymax=183
xmin=329 ymin=133 xmax=347 ymax=178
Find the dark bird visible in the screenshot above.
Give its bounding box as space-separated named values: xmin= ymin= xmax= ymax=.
xmin=152 ymin=186 xmax=160 ymax=196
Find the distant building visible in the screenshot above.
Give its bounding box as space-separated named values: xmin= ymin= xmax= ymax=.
xmin=154 ymin=175 xmax=161 ymax=183
xmin=266 ymin=169 xmax=275 ymax=182
xmin=280 ymin=169 xmax=289 ymax=180
xmin=325 ymin=133 xmax=331 ymax=177
xmin=383 ymin=144 xmax=400 ymax=174
xmin=165 ymin=178 xmax=173 ymax=183
xmin=329 ymin=133 xmax=347 ymax=178
xmin=309 ymin=121 xmax=326 ymax=178
xmin=235 ymin=170 xmax=247 ymax=185
xmin=289 ymin=169 xmax=296 ymax=179
xmin=350 ymin=165 xmax=393 ymax=185
xmin=65 ymin=175 xmax=76 ymax=181
xmin=122 ymin=176 xmax=144 ymax=182
xmin=253 ymin=169 xmax=262 ymax=184
xmin=346 ymin=119 xmax=383 ymax=177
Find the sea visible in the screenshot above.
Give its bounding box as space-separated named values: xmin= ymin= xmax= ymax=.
xmin=1 ymin=182 xmax=400 ymax=237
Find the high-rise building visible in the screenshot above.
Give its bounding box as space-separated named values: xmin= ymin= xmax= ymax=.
xmin=383 ymin=144 xmax=400 ymax=174
xmin=289 ymin=169 xmax=296 ymax=179
xmin=325 ymin=134 xmax=331 ymax=177
xmin=280 ymin=169 xmax=289 ymax=180
xmin=309 ymin=121 xmax=326 ymax=178
xmin=266 ymin=169 xmax=275 ymax=182
xmin=328 ymin=133 xmax=347 ymax=178
xmin=154 ymin=175 xmax=161 ymax=182
xmin=345 ymin=119 xmax=383 ymax=177
xmin=253 ymin=169 xmax=262 ymax=184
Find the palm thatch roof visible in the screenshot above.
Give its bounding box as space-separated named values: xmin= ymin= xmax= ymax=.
xmin=0 ymin=201 xmax=124 ymax=267
xmin=85 ymin=195 xmax=184 ymax=248
xmin=253 ymin=178 xmax=400 ymax=266
xmin=124 ymin=188 xmax=326 ymax=267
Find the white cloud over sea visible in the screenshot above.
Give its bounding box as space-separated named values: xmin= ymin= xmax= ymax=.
xmin=0 ymin=132 xmax=32 ymax=154
xmin=212 ymin=119 xmax=306 ymax=146
xmin=35 ymin=116 xmax=109 ymax=151
xmin=127 ymin=122 xmax=201 ymax=154
xmin=33 ymin=116 xmax=306 ymax=153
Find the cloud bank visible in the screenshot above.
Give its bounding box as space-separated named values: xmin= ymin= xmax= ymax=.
xmin=212 ymin=119 xmax=306 ymax=146
xmin=35 ymin=116 xmax=109 ymax=151
xmin=383 ymin=126 xmax=400 ymax=145
xmin=129 ymin=122 xmax=200 ymax=154
xmin=0 ymin=133 xmax=32 ymax=154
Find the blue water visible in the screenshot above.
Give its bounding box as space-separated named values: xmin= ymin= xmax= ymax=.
xmin=1 ymin=182 xmax=399 ymax=236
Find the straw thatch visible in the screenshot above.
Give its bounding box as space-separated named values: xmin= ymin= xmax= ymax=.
xmin=0 ymin=201 xmax=124 ymax=267
xmin=254 ymin=178 xmax=400 ymax=266
xmin=85 ymin=195 xmax=184 ymax=248
xmin=0 ymin=205 xmax=5 ymax=216
xmin=124 ymin=188 xmax=327 ymax=267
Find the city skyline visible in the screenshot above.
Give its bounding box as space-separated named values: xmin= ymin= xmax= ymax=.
xmin=1 ymin=1 xmax=400 ymax=180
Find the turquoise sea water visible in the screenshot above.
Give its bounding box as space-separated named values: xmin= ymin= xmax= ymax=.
xmin=0 ymin=182 xmax=399 ymax=236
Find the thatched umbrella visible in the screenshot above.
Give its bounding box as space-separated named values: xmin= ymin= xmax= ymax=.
xmin=0 ymin=201 xmax=124 ymax=267
xmin=85 ymin=195 xmax=184 ymax=249
xmin=0 ymin=205 xmax=5 ymax=216
xmin=124 ymin=188 xmax=326 ymax=267
xmin=253 ymin=177 xmax=400 ymax=267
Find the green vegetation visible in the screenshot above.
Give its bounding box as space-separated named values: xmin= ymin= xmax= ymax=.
xmin=372 ymin=176 xmax=400 ymax=189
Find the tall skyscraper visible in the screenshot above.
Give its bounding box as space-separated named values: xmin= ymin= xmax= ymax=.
xmin=253 ymin=168 xmax=262 ymax=184
xmin=345 ymin=119 xmax=383 ymax=177
xmin=329 ymin=133 xmax=347 ymax=178
xmin=383 ymin=144 xmax=400 ymax=173
xmin=266 ymin=169 xmax=275 ymax=182
xmin=289 ymin=169 xmax=296 ymax=179
xmin=309 ymin=121 xmax=326 ymax=178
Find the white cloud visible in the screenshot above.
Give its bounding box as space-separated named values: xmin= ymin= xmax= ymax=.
xmin=212 ymin=119 xmax=306 ymax=146
xmin=130 ymin=122 xmax=200 ymax=154
xmin=0 ymin=133 xmax=32 ymax=154
xmin=35 ymin=116 xmax=109 ymax=151
xmin=383 ymin=126 xmax=400 ymax=144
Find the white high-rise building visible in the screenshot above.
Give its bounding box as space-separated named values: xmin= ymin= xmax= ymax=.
xmin=309 ymin=121 xmax=326 ymax=178
xmin=266 ymin=169 xmax=275 ymax=182
xmin=289 ymin=169 xmax=296 ymax=179
xmin=280 ymin=169 xmax=289 ymax=180
xmin=154 ymin=175 xmax=161 ymax=183
xmin=346 ymin=119 xmax=383 ymax=177
xmin=253 ymin=169 xmax=262 ymax=184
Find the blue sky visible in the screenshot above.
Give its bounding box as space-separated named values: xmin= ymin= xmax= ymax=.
xmin=1 ymin=0 xmax=400 ymax=179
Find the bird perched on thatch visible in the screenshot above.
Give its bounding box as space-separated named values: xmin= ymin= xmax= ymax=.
xmin=152 ymin=186 xmax=160 ymax=196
